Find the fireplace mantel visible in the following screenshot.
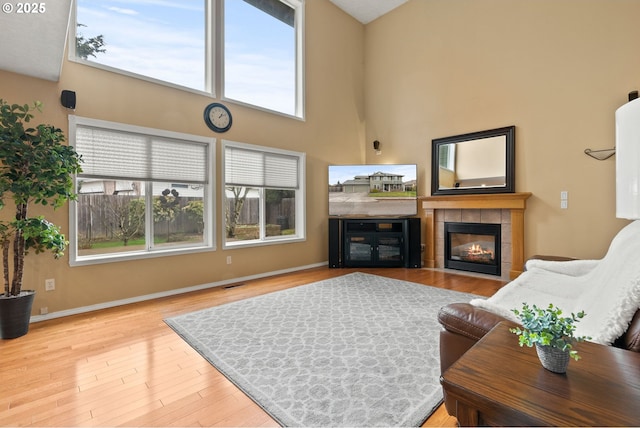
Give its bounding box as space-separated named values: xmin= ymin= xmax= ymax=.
xmin=420 ymin=192 xmax=532 ymax=279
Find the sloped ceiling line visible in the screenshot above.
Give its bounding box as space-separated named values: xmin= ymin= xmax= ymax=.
xmin=0 ymin=0 xmax=73 ymax=81
xmin=0 ymin=0 xmax=406 ymax=82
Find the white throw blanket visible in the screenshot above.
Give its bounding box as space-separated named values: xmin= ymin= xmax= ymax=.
xmin=470 ymin=220 xmax=640 ymax=345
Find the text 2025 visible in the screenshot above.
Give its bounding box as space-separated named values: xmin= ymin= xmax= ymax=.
xmin=16 ymin=3 xmax=46 ymax=13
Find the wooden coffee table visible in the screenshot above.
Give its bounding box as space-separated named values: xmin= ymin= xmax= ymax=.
xmin=440 ymin=321 xmax=640 ymax=426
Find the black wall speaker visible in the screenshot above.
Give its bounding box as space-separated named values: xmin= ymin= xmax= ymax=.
xmin=61 ymin=90 xmax=76 ymax=109
xmin=328 ymin=218 xmax=342 ymax=268
xmin=407 ymin=217 xmax=422 ymax=268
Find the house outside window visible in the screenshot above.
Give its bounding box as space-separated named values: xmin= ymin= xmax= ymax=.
xmin=72 ymin=0 xmax=305 ymax=117
xmin=69 ymin=116 xmax=215 ymax=266
xmin=223 ymin=141 xmax=305 ymax=248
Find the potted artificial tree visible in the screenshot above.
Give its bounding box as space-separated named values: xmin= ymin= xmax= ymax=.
xmin=0 ymin=99 xmax=82 ymax=339
xmin=510 ymin=303 xmax=590 ymax=373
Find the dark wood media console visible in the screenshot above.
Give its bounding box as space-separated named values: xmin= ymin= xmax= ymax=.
xmin=328 ymin=218 xmax=421 ymax=268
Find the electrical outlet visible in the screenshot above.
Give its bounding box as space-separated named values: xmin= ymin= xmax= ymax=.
xmin=226 ymin=256 xmax=232 ymax=265
xmin=561 ymin=200 xmax=568 ymax=209
xmin=45 ymin=278 xmax=55 ymax=291
xmin=560 ymin=191 xmax=568 ymax=200
xmin=40 ymin=307 xmax=48 ymax=315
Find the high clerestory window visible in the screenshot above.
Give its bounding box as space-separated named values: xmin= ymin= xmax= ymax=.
xmin=72 ymin=0 xmax=304 ymax=118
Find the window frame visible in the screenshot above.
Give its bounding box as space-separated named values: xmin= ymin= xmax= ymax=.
xmin=70 ymin=0 xmax=214 ymax=96
xmin=439 ymin=143 xmax=456 ymax=171
xmin=222 ymin=140 xmax=306 ymax=249
xmin=69 ymin=0 xmax=305 ymax=118
xmin=68 ymin=115 xmax=216 ymax=267
xmin=220 ymin=0 xmax=305 ymax=118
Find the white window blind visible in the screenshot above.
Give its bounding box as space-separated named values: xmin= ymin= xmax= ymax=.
xmin=225 ymin=145 xmax=299 ymax=189
xmin=75 ymin=125 xmax=209 ymax=184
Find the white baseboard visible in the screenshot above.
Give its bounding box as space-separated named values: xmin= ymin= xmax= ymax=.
xmin=30 ymin=262 xmax=327 ymax=323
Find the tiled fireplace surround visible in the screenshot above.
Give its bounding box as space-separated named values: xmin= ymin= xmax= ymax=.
xmin=438 ymin=209 xmax=510 ymax=278
xmin=421 ymin=193 xmax=532 ymax=280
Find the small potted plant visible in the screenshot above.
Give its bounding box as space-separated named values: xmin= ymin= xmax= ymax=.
xmin=510 ymin=303 xmax=590 ymax=373
xmin=0 ymin=99 xmax=82 ymax=339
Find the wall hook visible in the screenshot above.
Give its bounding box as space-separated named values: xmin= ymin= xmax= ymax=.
xmin=584 ymin=148 xmax=615 ymax=161
xmin=583 ymin=91 xmax=639 ymax=161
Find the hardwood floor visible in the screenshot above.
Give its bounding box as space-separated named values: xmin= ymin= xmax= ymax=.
xmin=0 ymin=267 xmax=505 ymax=427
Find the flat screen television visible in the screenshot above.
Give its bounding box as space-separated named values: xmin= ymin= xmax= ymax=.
xmin=328 ymin=164 xmax=418 ymax=217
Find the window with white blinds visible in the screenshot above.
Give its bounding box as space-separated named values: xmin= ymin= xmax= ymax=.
xmin=68 ymin=116 xmax=215 ymax=266
xmin=75 ymin=124 xmax=209 ymax=184
xmin=222 ymin=140 xmax=305 ymax=248
xmin=225 ymin=145 xmax=299 ymax=189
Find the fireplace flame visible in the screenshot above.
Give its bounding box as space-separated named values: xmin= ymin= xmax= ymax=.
xmin=464 ymin=244 xmax=494 ymax=261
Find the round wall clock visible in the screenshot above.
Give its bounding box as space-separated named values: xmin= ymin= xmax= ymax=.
xmin=204 ymin=102 xmax=232 ymax=133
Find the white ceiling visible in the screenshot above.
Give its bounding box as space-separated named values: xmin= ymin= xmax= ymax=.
xmin=0 ymin=0 xmax=72 ymax=82
xmin=0 ymin=0 xmax=404 ymax=83
xmin=330 ymin=0 xmax=409 ymax=24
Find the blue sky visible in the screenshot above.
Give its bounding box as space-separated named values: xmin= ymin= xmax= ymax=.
xmin=224 ymin=0 xmax=295 ymax=114
xmin=77 ymin=0 xmax=295 ymax=113
xmin=329 ymin=165 xmax=418 ymax=186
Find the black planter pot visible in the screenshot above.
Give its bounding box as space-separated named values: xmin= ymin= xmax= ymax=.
xmin=0 ymin=290 xmax=35 ymax=339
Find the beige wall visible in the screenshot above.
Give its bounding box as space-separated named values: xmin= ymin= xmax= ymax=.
xmin=3 ymin=0 xmax=640 ymax=316
xmin=364 ymin=0 xmax=638 ymax=259
xmin=0 ymin=0 xmax=364 ymax=315
xmin=455 ymin=136 xmax=506 ymax=181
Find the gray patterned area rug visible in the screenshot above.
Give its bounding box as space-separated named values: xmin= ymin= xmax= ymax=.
xmin=165 ymin=272 xmax=479 ymax=427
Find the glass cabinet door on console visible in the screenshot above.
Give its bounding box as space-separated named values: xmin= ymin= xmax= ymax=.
xmin=329 ymin=218 xmax=421 ymax=269
xmin=343 ymin=220 xmax=405 ymax=267
xmin=344 ymin=233 xmax=404 ymax=266
xmin=377 ymin=235 xmax=403 ymax=263
xmin=345 ymin=235 xmax=374 ymax=263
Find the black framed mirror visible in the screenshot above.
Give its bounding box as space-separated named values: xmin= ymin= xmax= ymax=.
xmin=431 ymin=126 xmax=515 ymax=195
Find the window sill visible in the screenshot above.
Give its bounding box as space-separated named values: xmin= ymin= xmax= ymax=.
xmin=70 ymin=244 xmax=216 ymax=267
xmin=223 ymin=235 xmax=306 ymax=250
